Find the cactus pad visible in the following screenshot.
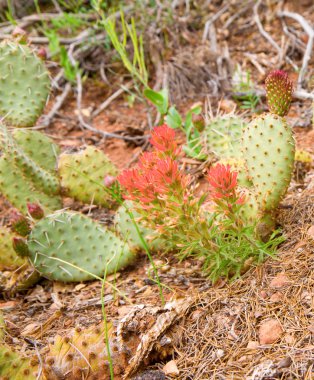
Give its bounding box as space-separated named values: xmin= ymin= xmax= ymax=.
xmin=115 ymin=201 xmax=163 ymax=252
xmin=0 ymin=41 xmax=50 ymax=127
xmin=203 ymin=115 xmax=245 ymax=160
xmin=25 ymin=211 xmax=136 ymax=282
xmin=242 ymin=113 xmax=295 ymax=211
xmin=0 ymin=345 xmax=38 ymax=379
xmin=0 ymin=227 xmax=25 ymax=270
xmin=58 ymin=146 xmax=118 ymax=207
xmin=0 ymin=126 xmax=62 ymax=214
xmin=44 ymin=323 xmax=124 ymax=379
xmin=13 ymin=129 xmax=60 ymax=172
xmin=0 ymin=266 xmax=40 ymax=294
xmin=216 ymin=158 xmax=252 ymax=188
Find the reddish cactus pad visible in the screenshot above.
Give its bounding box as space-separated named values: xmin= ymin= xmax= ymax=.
xmin=265 ymin=70 xmax=293 ymax=116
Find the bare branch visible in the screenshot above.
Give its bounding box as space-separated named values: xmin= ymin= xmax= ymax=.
xmin=277 ymin=11 xmax=314 ymax=90
xmin=253 ymin=0 xmax=298 ymax=70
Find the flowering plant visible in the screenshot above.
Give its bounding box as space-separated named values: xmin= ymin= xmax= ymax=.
xmin=118 ymin=125 xmax=282 ymax=280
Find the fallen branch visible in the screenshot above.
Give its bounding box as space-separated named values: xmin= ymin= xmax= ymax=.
xmin=277 ymin=11 xmax=314 ymax=90
xmin=253 ymin=0 xmax=298 ymax=70
xmin=41 ymin=82 xmax=72 ymax=127
xmin=92 ymin=82 xmax=132 ymax=118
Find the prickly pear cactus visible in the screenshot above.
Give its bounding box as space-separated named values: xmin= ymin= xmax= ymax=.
xmin=44 ymin=323 xmax=124 ymax=379
xmin=0 ymin=40 xmax=50 ymax=127
xmin=242 ymin=113 xmax=295 ymax=212
xmin=0 ymin=344 xmax=38 ymax=379
xmin=0 ymin=226 xmax=25 ymax=270
xmin=203 ymin=115 xmax=246 ymax=160
xmin=0 ymin=125 xmax=62 ymax=214
xmin=216 ymin=158 xmax=252 ymax=188
xmin=22 ymin=211 xmax=136 ymax=282
xmin=114 ymin=200 xmax=163 ymax=252
xmin=13 ymin=129 xmax=60 ymax=172
xmin=265 ymin=70 xmax=293 ymax=117
xmin=294 ymin=149 xmax=312 ymax=182
xmin=0 ymin=266 xmax=40 ymax=294
xmin=58 ymin=146 xmax=118 ymax=207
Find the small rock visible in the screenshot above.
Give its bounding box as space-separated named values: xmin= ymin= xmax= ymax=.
xmin=163 ymin=360 xmax=179 ymax=376
xmin=259 ymin=319 xmax=283 ymax=344
xmin=259 ymin=290 xmax=268 ymax=299
xmin=307 ymin=225 xmax=314 ymax=239
xmin=270 ymin=292 xmax=283 ymax=302
xmin=247 ymin=340 xmax=259 ymax=349
xmin=270 ymin=273 xmax=290 ymax=289
xmin=284 ymin=333 xmax=295 ymax=344
xmin=133 ymin=370 xmax=165 ymax=380
xmin=160 ymin=264 xmax=170 ymax=273
xmin=277 ymin=356 xmax=292 ymax=369
xmin=214 ymin=349 xmax=224 ymax=359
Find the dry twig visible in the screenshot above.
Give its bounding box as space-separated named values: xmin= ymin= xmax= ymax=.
xmin=277 ymin=11 xmax=314 ymax=90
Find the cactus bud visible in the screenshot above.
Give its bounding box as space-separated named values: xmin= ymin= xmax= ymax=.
xmin=104 ymin=175 xmax=116 ymax=187
xmin=27 ymin=203 xmax=44 ymax=219
xmin=265 ymin=70 xmax=293 ymax=117
xmin=12 ymin=26 xmax=28 ymax=43
xmin=12 ymin=237 xmax=30 ymax=257
xmin=37 ymin=47 xmax=47 ymax=60
xmin=10 ymin=210 xmax=31 ymax=236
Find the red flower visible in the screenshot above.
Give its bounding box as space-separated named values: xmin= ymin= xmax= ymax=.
xmin=207 ymin=164 xmax=238 ymax=200
xmin=118 ymin=154 xmax=188 ymax=205
xmin=149 ymin=124 xmax=180 ymax=157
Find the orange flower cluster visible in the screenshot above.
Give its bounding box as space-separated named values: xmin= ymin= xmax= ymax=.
xmin=149 ymin=124 xmax=181 ymax=158
xmin=207 ymin=164 xmax=245 ymax=209
xmin=118 ymin=125 xmax=189 ymax=207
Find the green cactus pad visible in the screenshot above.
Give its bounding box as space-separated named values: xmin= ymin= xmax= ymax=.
xmin=25 ymin=211 xmax=136 ymax=282
xmin=295 ymin=149 xmax=312 ymax=164
xmin=13 ymin=129 xmax=60 ymax=172
xmin=44 ymin=323 xmax=122 ymax=379
xmin=0 ymin=156 xmax=62 ymax=214
xmin=216 ymin=158 xmax=252 ymax=188
xmin=242 ymin=113 xmax=295 ymax=211
xmin=0 ymin=227 xmax=25 ymax=270
xmin=115 ymin=200 xmax=163 ymax=252
xmin=203 ymin=115 xmax=246 ymax=160
xmin=0 ymin=345 xmax=38 ymax=379
xmin=0 ymin=125 xmax=61 ymax=214
xmin=0 ymin=40 xmax=50 ymax=127
xmin=58 ymin=146 xmax=118 ymax=207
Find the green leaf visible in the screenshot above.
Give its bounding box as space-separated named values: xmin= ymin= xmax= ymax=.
xmin=144 ymin=88 xmax=168 ymax=115
xmin=184 ymin=105 xmax=202 ymax=130
xmin=165 ymin=106 xmax=182 ymax=129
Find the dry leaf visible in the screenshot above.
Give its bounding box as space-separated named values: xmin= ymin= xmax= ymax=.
xmin=270 ymin=273 xmax=291 ymax=289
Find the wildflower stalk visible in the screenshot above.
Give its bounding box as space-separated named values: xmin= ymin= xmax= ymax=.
xmin=118 ymin=124 xmax=282 ymax=280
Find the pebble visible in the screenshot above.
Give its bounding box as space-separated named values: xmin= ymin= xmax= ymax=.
xmin=259 ymin=319 xmax=283 ymax=344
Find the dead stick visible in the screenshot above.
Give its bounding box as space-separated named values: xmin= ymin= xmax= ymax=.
xmin=277 ymin=11 xmax=314 ymax=90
